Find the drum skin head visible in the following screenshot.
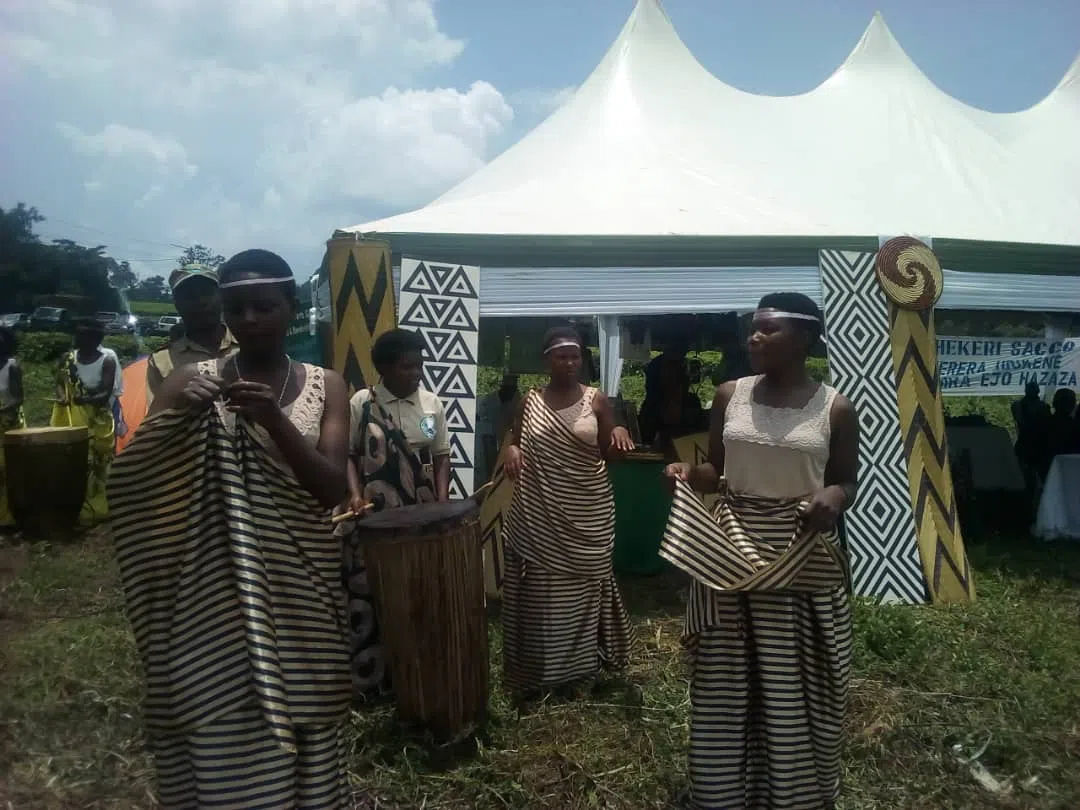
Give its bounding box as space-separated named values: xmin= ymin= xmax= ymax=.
xmin=354 ymin=499 xmax=480 ymax=533
xmin=5 ymin=426 xmax=89 ymax=443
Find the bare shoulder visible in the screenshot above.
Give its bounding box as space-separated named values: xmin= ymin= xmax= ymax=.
xmin=829 ymin=391 xmax=858 ymax=428
xmin=591 ymin=387 xmax=610 ymax=410
xmin=713 ymin=380 xmax=738 ymax=405
xmin=319 ymin=367 xmax=348 ymax=400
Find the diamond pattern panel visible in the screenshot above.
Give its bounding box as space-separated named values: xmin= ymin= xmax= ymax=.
xmin=819 ymin=250 xmax=927 ymax=604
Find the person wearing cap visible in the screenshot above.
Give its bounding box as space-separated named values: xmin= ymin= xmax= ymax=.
xmin=663 ymin=291 xmax=859 ymax=810
xmin=145 ymin=264 xmax=238 ymax=401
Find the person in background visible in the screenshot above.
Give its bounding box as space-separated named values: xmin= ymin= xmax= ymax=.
xmin=664 ymin=292 xmax=859 ymax=810
xmin=1047 ymin=388 xmax=1080 ymax=459
xmin=342 ymin=327 xmax=451 ymax=700
xmin=1012 ymin=381 xmax=1052 ymax=495
xmin=0 ymin=326 xmax=26 ymax=529
xmin=501 ymin=326 xmax=636 ymax=698
xmin=146 ymin=264 xmax=238 ymax=402
xmin=110 ymin=248 xmax=352 ymax=808
xmin=638 ymin=345 xmax=705 ymax=445
xmin=475 ymin=373 xmax=520 ymax=484
xmin=51 ymin=318 xmax=117 ymax=524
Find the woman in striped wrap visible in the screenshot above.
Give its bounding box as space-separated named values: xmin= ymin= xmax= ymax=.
xmin=663 ymin=292 xmax=859 ymax=810
xmin=501 ymin=326 xmax=636 ymax=696
xmin=108 ymin=250 xmax=353 ymax=809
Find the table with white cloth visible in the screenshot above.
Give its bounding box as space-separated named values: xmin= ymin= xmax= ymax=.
xmin=1033 ymin=454 xmax=1080 ymax=541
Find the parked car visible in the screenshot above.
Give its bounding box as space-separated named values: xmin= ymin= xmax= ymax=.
xmin=0 ymin=313 xmax=31 ymax=331
xmin=155 ymin=315 xmax=182 ymax=337
xmin=29 ymin=306 xmax=73 ymax=332
xmin=96 ymin=311 xmax=138 ymax=335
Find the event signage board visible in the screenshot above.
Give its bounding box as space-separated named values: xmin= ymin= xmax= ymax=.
xmin=937 ymin=336 xmax=1080 ymax=396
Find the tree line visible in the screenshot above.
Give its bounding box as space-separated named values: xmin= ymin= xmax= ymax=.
xmin=0 ymin=202 xmax=224 ymax=313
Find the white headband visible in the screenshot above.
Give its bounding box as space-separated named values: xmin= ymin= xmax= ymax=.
xmin=219 ymin=276 xmax=292 ymax=289
xmin=755 ymin=308 xmax=820 ymax=323
xmin=544 ymin=339 xmax=582 ymax=355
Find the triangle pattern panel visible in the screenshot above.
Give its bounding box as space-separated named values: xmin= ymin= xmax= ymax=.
xmin=401 ymin=261 xmax=436 ymax=295
xmin=819 ymin=249 xmax=925 ymax=604
xmin=399 ymin=258 xmax=481 ymax=495
xmin=428 ymin=263 xmax=455 ymax=292
xmin=444 ymin=399 xmax=475 ymax=433
xmin=443 ymin=266 xmax=480 ymax=299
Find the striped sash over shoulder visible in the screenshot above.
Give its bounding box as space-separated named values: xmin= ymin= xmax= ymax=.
xmin=107 ymin=408 xmax=351 ymax=751
xmin=505 ymin=389 xmax=615 ymax=580
xmin=661 ymin=479 xmax=850 ymax=594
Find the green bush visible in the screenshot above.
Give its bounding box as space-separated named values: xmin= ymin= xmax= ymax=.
xmin=17 ymin=331 xmax=168 ymax=366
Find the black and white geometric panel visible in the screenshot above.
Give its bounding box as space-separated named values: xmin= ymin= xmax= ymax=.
xmin=819 ymin=250 xmax=927 ymax=604
xmin=399 ymin=258 xmax=481 ymax=500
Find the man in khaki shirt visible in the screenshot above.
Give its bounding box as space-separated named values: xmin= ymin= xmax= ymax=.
xmin=146 ymin=265 xmax=239 ymax=401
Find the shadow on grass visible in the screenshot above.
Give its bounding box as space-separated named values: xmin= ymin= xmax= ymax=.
xmin=966 ymin=530 xmax=1080 ymax=588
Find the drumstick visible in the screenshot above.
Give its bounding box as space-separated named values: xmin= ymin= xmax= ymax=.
xmin=330 ymin=502 xmax=376 ymax=524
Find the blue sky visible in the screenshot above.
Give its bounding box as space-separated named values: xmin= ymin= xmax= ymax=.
xmin=1 ymin=0 xmax=1076 ymax=279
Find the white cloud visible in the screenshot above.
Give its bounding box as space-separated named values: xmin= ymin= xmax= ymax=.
xmin=0 ymin=0 xmax=518 ymax=277
xmin=58 ymin=124 xmax=197 ymax=178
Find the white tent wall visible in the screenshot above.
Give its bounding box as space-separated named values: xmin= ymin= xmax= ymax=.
xmin=344 ymin=0 xmax=1080 ymax=249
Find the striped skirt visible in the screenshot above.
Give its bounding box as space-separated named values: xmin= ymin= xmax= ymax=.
xmin=147 ymin=702 xmax=348 ymax=810
xmin=660 ymin=481 xmax=853 ymax=809
xmin=688 ymin=588 xmax=852 ymax=809
xmin=501 ymin=546 xmax=633 ymax=694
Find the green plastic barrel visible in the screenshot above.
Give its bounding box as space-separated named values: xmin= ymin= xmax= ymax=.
xmin=610 ymin=456 xmax=672 ymax=575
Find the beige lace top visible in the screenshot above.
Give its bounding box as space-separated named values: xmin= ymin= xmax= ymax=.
xmin=722 ymin=375 xmax=838 ymax=500
xmin=198 ymin=359 xmax=325 ymax=461
xmin=553 ymin=386 xmax=599 ymax=447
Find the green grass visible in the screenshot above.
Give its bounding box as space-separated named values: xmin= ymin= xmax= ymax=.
xmin=127 ymin=301 xmax=176 ymax=316
xmin=2 ymin=534 xmax=1078 ymax=809
xmin=5 ymin=360 xmax=1068 ymax=808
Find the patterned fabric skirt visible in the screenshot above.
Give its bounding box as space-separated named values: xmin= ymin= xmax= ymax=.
xmin=342 ymin=530 xmax=390 ymax=700
xmin=501 ymin=546 xmax=633 ymax=694
xmin=148 ymin=701 xmax=348 ymax=810
xmin=688 ymin=587 xmax=852 ymax=810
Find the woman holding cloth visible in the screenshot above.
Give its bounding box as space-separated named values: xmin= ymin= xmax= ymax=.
xmin=108 ymin=249 xmax=352 ymax=809
xmin=664 ymin=292 xmax=859 ymax=810
xmin=501 ymin=326 xmax=636 ymax=697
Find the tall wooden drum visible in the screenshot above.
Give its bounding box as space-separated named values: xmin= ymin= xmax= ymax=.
xmin=355 ymin=499 xmax=488 ymax=738
xmin=4 ymin=426 xmax=89 ymax=539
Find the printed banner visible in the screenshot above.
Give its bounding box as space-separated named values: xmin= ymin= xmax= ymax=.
xmin=938 ymin=336 xmax=1080 ymax=396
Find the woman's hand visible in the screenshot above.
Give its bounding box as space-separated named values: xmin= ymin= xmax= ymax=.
xmin=663 ymin=462 xmax=691 ymax=481
xmin=180 ymin=373 xmax=226 ymax=411
xmin=504 ymin=445 xmax=524 ymax=481
xmin=347 ymin=491 xmax=369 ymax=517
xmin=226 ymin=380 xmax=284 ymax=430
xmin=610 ymin=426 xmax=635 ymax=453
xmin=803 ymin=485 xmax=848 ymax=533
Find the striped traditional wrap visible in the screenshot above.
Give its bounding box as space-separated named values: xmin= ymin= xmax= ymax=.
xmin=107 ymin=408 xmax=351 ymax=749
xmin=661 ymin=478 xmax=850 ymax=599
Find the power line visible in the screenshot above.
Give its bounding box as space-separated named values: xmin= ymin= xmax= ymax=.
xmin=39 ymin=216 xmax=193 ymax=252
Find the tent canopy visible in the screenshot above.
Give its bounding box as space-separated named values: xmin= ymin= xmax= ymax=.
xmin=342 ymin=0 xmax=1080 ymax=263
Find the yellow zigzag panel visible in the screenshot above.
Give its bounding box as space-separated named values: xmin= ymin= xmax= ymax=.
xmin=325 ymin=237 xmax=397 ymax=395
xmin=875 ymin=237 xmax=973 ymax=604
xmin=887 ymin=307 xmax=974 ymax=603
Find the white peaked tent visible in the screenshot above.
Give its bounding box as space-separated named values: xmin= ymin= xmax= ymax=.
xmin=337 ymin=0 xmax=1080 ymax=314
